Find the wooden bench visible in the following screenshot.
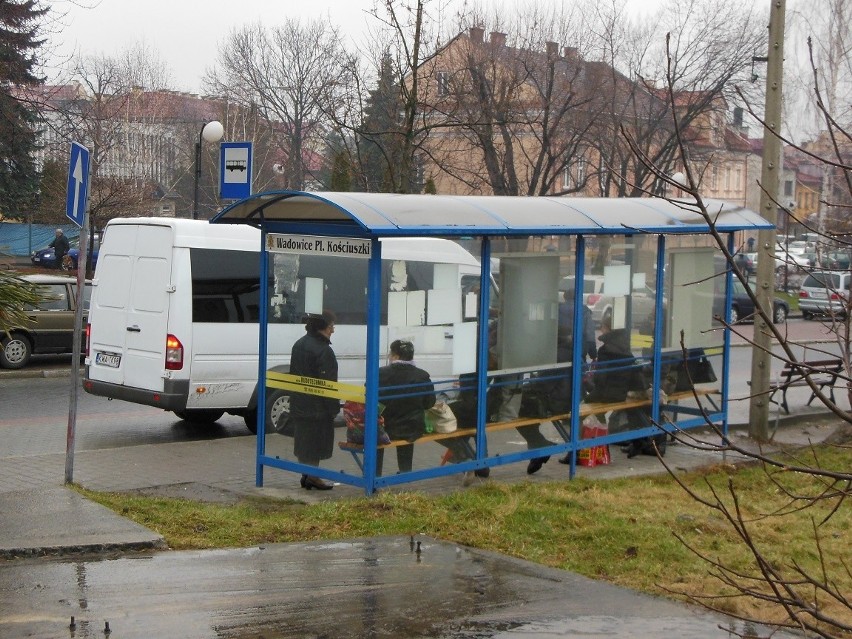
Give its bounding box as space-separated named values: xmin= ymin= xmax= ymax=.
xmin=756 ymin=358 xmax=843 ymax=414
xmin=338 ymin=387 xmax=719 ymax=467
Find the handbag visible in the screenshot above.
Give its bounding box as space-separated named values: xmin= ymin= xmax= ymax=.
xmin=426 ymin=401 xmax=458 ymax=434
xmin=343 ymin=401 xmax=391 ymax=445
xmin=675 ymin=352 xmax=718 ymax=391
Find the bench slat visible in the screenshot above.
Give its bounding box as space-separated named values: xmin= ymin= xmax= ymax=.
xmin=339 ymin=387 xmax=718 ymax=452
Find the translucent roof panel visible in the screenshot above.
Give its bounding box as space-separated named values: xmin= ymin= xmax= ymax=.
xmin=211 ymin=191 xmax=772 ymax=235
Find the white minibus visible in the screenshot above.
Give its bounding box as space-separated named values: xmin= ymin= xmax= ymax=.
xmin=83 ymin=218 xmax=484 ymax=433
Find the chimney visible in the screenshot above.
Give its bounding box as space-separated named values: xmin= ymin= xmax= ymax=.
xmin=563 ymin=46 xmax=579 ymax=61
xmin=469 ymin=26 xmax=484 ymax=43
xmin=545 ymin=41 xmax=558 ymax=57
xmin=490 ymin=31 xmax=506 ymax=48
xmin=733 ymin=106 xmax=744 ymax=128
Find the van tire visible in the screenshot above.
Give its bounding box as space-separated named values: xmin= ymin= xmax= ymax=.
xmin=174 ymin=409 xmax=225 ymax=424
xmin=1 ymin=334 xmax=32 ymax=369
xmin=265 ymin=390 xmax=293 ymax=435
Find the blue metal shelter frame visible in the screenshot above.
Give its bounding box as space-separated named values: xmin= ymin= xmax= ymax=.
xmin=210 ymin=191 xmax=772 ymax=495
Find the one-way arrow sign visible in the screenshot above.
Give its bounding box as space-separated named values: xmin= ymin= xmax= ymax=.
xmin=66 ymin=142 xmax=90 ymax=227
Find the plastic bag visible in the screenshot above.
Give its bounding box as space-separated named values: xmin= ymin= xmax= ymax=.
xmin=578 ymin=414 xmax=611 ymax=467
xmin=426 ymin=401 xmax=458 ymax=433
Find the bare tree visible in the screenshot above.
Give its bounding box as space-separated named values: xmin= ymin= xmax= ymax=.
xmin=623 ymin=34 xmax=852 ymax=638
xmin=323 ymin=0 xmax=447 ymax=194
xmin=207 ymin=18 xmax=348 ymax=191
xmin=596 ymin=0 xmax=765 ymax=198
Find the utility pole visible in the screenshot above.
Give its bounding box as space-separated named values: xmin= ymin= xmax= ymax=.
xmin=749 ymin=0 xmax=786 ymax=441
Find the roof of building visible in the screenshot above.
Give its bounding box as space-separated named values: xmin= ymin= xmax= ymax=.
xmin=211 ymin=191 xmax=772 ymax=236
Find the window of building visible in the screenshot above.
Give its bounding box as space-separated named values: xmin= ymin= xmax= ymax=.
xmin=437 ymin=71 xmax=450 ymax=97
xmin=784 ymin=180 xmax=794 ymax=196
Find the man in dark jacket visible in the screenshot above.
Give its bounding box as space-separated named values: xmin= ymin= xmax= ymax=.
xmin=290 ymin=311 xmax=339 ymax=490
xmin=377 ymin=340 xmax=435 ymax=475
xmin=49 ymin=229 xmax=70 ymax=269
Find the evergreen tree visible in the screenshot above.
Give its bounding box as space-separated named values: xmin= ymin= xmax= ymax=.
xmin=0 ymin=0 xmax=46 ymax=217
xmin=329 ymin=150 xmax=352 ymax=192
xmin=358 ymin=52 xmax=404 ymax=192
xmin=36 ymin=157 xmax=65 ymax=223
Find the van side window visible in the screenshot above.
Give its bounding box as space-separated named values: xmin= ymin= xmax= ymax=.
xmin=191 ymin=248 xmax=264 ymax=324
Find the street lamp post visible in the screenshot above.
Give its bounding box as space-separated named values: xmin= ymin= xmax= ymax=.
xmin=192 ymin=120 xmax=224 ymax=220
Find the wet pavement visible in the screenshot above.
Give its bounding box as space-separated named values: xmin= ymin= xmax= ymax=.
xmin=1 ymin=536 xmax=802 ymax=639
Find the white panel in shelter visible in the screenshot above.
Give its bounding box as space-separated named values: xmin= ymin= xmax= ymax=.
xmin=427 ymin=288 xmax=461 ymax=325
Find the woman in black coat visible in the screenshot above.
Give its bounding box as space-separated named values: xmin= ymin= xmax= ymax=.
xmin=289 ymin=311 xmax=339 ymax=490
xmin=377 ymin=340 xmax=436 ymax=475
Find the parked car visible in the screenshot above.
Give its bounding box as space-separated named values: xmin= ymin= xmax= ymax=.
xmin=560 ymin=274 xmax=656 ymax=330
xmin=0 ymin=274 xmax=92 ymax=369
xmin=31 ymin=236 xmax=100 ymax=270
xmin=798 ymin=270 xmax=852 ymax=319
xmin=711 ymin=276 xmax=788 ymax=324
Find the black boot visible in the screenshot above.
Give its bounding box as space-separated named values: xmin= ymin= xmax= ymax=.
xmin=526 ymin=456 xmax=550 ymax=475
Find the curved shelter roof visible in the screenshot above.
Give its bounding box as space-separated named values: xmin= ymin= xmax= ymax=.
xmin=210 ymin=191 xmax=772 ymax=236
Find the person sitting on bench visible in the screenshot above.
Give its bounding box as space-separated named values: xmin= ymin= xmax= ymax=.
xmin=376 ymin=340 xmax=436 ymax=475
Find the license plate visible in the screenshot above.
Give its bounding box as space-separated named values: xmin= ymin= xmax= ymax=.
xmin=96 ymin=352 xmax=121 ymax=368
xmin=812 ymin=290 xmax=827 ymax=299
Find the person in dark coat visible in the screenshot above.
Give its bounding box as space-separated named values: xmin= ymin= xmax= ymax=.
xmin=587 ymin=318 xmax=659 ymax=458
xmin=587 ymin=321 xmax=644 ymax=404
xmin=49 ymin=229 xmax=70 ymax=269
xmin=377 ymin=340 xmax=436 ymax=475
xmin=556 ymin=288 xmax=597 ymax=364
xmin=289 ymin=311 xmax=339 ymax=490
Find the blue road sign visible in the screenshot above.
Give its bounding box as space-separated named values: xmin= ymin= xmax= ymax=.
xmin=219 ymin=142 xmax=253 ymax=200
xmin=66 ymin=142 xmax=90 ymax=227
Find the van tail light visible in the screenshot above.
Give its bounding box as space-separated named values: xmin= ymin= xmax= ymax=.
xmin=799 ymin=291 xmax=809 ymax=298
xmin=830 ymin=292 xmax=842 ymax=301
xmin=85 ymin=323 xmax=91 ymax=357
xmin=165 ymin=334 xmax=184 ymax=370
xmin=586 ymin=294 xmax=602 ymax=305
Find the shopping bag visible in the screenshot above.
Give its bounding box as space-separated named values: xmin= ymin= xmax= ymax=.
xmin=426 ymin=401 xmax=458 ymax=434
xmin=577 ymin=414 xmax=611 ymax=467
xmin=343 ymin=401 xmax=391 ymax=445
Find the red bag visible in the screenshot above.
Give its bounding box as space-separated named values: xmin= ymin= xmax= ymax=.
xmin=578 ymin=415 xmax=611 ymax=467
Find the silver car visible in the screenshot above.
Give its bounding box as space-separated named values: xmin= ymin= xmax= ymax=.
xmin=798 ymin=271 xmax=851 ymax=319
xmin=560 ymin=275 xmax=656 ymax=331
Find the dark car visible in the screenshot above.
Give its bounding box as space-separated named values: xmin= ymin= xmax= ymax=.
xmin=31 ymin=236 xmax=100 ymax=270
xmin=0 ymin=274 xmax=92 ymax=369
xmin=714 ymin=278 xmax=788 ymax=324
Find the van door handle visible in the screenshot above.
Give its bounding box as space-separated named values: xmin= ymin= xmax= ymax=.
xmin=127 ymin=325 xmax=141 ymax=333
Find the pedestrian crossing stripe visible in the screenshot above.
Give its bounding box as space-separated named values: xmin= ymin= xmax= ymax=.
xmin=266 ymin=371 xmax=365 ymax=402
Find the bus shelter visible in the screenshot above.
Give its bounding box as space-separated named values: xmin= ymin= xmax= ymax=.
xmin=211 ymin=192 xmax=771 ymax=495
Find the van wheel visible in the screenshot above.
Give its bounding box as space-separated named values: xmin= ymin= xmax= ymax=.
xmin=265 ymin=390 xmax=293 ymax=435
xmin=174 ymin=409 xmax=225 ymax=424
xmin=802 ymin=311 xmax=813 ymax=321
xmin=1 ymin=334 xmax=32 ymax=369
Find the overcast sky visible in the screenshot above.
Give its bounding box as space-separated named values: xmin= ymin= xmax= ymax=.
xmin=47 ymin=0 xmax=665 ymax=94
xmin=47 ymin=0 xmax=379 ymax=92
